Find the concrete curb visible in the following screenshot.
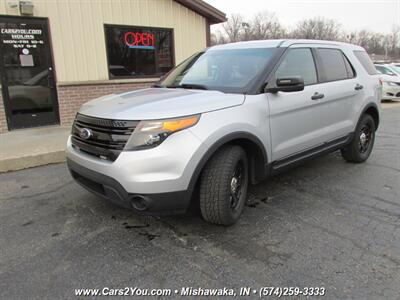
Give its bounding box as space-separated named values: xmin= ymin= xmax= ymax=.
xmin=0 ymin=126 xmax=70 ymax=173
xmin=0 ymin=150 xmax=66 ymax=173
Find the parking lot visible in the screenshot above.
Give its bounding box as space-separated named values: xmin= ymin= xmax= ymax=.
xmin=0 ymin=105 xmax=399 ymax=299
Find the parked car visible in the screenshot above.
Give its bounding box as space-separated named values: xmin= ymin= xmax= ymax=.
xmin=109 ymin=65 xmax=135 ymax=78
xmin=67 ymin=40 xmax=381 ymax=225
xmin=389 ymin=63 xmax=400 ymax=74
xmin=374 ymin=63 xmax=400 ymax=100
xmin=8 ymin=70 xmax=52 ymax=113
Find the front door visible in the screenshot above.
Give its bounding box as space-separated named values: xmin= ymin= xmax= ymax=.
xmin=268 ymin=47 xmax=326 ymax=161
xmin=0 ymin=16 xmax=59 ymax=130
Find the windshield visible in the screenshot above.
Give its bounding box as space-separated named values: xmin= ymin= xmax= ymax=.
xmin=389 ymin=65 xmax=400 ymax=75
xmin=375 ymin=65 xmax=397 ymax=76
xmin=158 ymin=48 xmax=278 ymax=93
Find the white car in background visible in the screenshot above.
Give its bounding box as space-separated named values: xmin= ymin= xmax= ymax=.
xmin=374 ymin=64 xmax=400 ymax=101
xmin=389 ymin=63 xmax=400 ymax=74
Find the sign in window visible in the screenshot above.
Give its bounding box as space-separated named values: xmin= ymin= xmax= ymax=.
xmin=105 ymin=25 xmax=174 ymax=78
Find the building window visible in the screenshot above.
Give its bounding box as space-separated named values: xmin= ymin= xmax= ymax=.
xmin=104 ymin=24 xmax=174 ymax=79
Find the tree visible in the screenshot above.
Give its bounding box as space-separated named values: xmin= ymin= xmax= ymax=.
xmin=249 ymin=11 xmax=286 ymax=40
xmin=291 ymin=17 xmax=341 ymax=40
xmin=389 ymin=25 xmax=400 ymax=57
xmin=221 ymin=14 xmax=245 ymax=42
xmin=211 ymin=13 xmax=400 ymax=60
xmin=210 ymin=29 xmax=227 ymax=45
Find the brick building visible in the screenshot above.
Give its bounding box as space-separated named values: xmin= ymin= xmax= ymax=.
xmin=0 ymin=0 xmax=226 ymax=133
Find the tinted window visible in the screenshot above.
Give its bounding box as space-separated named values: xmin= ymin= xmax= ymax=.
xmin=353 ymin=50 xmax=377 ymax=75
xmin=317 ymin=48 xmax=348 ymax=82
xmin=275 ymin=48 xmax=317 ymax=85
xmin=105 ymin=25 xmax=174 ymax=78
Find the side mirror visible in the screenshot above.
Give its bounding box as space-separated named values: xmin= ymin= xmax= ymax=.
xmin=265 ymin=77 xmax=305 ymax=93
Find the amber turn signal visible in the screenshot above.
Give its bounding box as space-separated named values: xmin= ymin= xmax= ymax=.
xmin=162 ymin=115 xmax=200 ymax=132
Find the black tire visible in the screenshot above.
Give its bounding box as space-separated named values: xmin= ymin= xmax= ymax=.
xmin=199 ymin=145 xmax=248 ymax=225
xmin=341 ymin=114 xmax=376 ymax=163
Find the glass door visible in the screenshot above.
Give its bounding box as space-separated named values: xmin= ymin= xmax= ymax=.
xmin=0 ymin=16 xmax=59 ymax=130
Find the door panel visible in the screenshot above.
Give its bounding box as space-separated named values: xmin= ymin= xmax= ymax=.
xmin=268 ymin=86 xmax=330 ymax=161
xmin=312 ymin=79 xmax=359 ymax=140
xmin=313 ymin=48 xmax=362 ymax=140
xmin=268 ymin=46 xmax=361 ymax=161
xmin=268 ymin=47 xmax=328 ymax=161
xmin=0 ymin=16 xmax=58 ymax=130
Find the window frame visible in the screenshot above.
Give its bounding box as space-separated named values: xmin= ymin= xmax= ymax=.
xmin=103 ymin=23 xmax=175 ymax=80
xmin=269 ymin=47 xmax=320 ymax=88
xmin=314 ymin=47 xmax=357 ymax=83
xmin=343 ymin=54 xmax=356 ymax=79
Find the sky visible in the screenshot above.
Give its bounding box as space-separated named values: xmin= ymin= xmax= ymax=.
xmin=205 ymin=0 xmax=400 ymax=34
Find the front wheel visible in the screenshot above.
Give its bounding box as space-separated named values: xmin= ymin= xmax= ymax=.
xmin=199 ymin=145 xmax=248 ymax=225
xmin=341 ymin=114 xmax=376 ymax=163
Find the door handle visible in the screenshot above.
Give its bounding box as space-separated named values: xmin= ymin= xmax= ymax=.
xmin=311 ymin=92 xmax=324 ymax=100
xmin=355 ymin=84 xmax=364 ymax=90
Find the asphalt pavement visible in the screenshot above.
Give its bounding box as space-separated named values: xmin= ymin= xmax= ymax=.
xmin=0 ymin=107 xmax=399 ymax=299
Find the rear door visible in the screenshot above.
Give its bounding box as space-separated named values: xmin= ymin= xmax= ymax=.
xmin=313 ymin=47 xmax=362 ymax=139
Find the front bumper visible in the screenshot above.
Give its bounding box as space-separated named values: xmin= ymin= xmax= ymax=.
xmin=66 ymin=128 xmax=204 ymax=213
xmin=67 ymin=158 xmax=191 ymax=214
xmin=67 ymin=128 xmax=203 ymax=193
xmin=382 ymin=84 xmax=400 ymax=100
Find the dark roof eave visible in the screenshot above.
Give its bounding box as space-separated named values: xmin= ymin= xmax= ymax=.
xmin=174 ymin=0 xmax=227 ymax=24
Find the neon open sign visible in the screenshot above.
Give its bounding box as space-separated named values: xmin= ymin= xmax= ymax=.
xmin=124 ymin=32 xmax=155 ymax=49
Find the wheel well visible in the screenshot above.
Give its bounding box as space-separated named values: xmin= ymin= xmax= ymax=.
xmin=227 ymin=138 xmax=268 ymax=184
xmin=189 ymin=136 xmax=268 ymax=196
xmin=364 ymin=106 xmax=379 ymax=130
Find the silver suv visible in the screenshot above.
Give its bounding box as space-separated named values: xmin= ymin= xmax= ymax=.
xmin=67 ymin=39 xmax=381 ymax=225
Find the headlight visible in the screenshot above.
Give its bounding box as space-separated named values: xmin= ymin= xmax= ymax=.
xmin=124 ymin=114 xmax=200 ymax=150
xmin=385 ymin=81 xmax=399 ymax=86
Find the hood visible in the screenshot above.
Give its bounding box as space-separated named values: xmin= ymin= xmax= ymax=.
xmin=78 ymin=88 xmax=245 ymax=120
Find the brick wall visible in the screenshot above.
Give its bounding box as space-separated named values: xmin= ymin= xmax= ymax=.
xmin=57 ymin=82 xmax=153 ymax=127
xmin=0 ymin=92 xmax=7 ymax=134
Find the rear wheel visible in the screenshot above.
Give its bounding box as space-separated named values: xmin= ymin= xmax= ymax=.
xmin=199 ymin=145 xmax=248 ymax=225
xmin=341 ymin=114 xmax=376 ymax=163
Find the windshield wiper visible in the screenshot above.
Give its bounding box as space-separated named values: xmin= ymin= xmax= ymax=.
xmin=169 ymin=83 xmax=208 ymax=90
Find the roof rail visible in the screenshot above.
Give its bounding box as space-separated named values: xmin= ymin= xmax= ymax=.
xmin=283 ymin=41 xmax=341 ymax=48
xmin=276 ymin=40 xmax=286 ymax=47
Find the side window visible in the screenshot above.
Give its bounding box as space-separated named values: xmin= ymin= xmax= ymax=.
xmin=275 ymin=48 xmax=317 ymax=85
xmin=317 ymin=48 xmax=349 ymax=82
xmin=343 ymin=55 xmax=356 ymax=78
xmin=353 ymin=50 xmax=377 ymax=75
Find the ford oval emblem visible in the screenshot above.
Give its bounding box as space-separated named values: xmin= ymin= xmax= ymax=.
xmin=79 ymin=128 xmax=92 ymax=140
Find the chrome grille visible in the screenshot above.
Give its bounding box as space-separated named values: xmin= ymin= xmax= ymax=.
xmin=71 ymin=114 xmax=138 ymax=161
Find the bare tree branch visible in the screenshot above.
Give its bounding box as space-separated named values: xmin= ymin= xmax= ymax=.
xmin=211 ymin=13 xmax=400 ymax=59
xmin=221 ymin=14 xmax=245 ymax=42
xmin=290 ymin=17 xmax=341 ymax=40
